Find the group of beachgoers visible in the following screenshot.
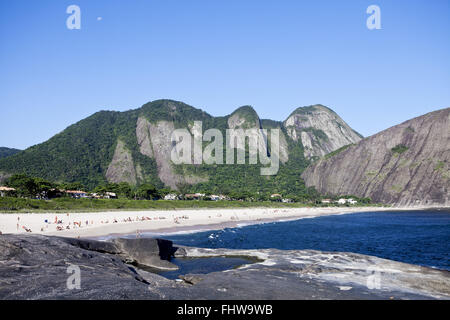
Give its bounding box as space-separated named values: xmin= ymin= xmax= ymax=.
xmin=49 ymin=214 xmax=173 ymax=232
xmin=1 ymin=208 xmax=290 ymax=235
xmin=16 ymin=217 xmax=33 ymax=233
xmin=11 ymin=213 xmax=190 ymax=234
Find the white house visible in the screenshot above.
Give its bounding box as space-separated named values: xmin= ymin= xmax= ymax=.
xmin=0 ymin=186 xmax=15 ymax=197
xmin=214 ymin=194 xmax=229 ymax=201
xmin=164 ymin=193 xmax=178 ymax=200
xmin=65 ymin=190 xmax=89 ymax=198
xmin=337 ymin=198 xmax=358 ymax=205
xmin=104 ymin=192 xmax=117 ymax=199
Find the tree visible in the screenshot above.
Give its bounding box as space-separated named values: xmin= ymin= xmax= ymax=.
xmin=6 ymin=174 xmax=39 ymax=198
xmin=93 ymin=185 xmax=108 ymax=196
xmin=136 ymin=184 xmax=159 ymax=200
xmin=116 ymin=182 xmax=133 ymax=199
xmin=60 ymin=182 xmax=85 ymax=191
xmin=34 ymin=177 xmax=55 ymax=199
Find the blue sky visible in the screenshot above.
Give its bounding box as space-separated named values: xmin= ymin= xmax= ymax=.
xmin=1 ymin=0 xmax=449 ymax=149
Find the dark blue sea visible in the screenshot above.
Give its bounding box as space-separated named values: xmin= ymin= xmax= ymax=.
xmin=155 ymin=210 xmax=450 ymax=271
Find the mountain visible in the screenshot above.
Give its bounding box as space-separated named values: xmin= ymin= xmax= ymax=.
xmin=302 ymin=108 xmax=450 ymax=206
xmin=0 ymin=99 xmax=361 ymax=196
xmin=0 ymin=147 xmax=21 ymax=159
xmin=284 ymin=105 xmax=362 ymax=159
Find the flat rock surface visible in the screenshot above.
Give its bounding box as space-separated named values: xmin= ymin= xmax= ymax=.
xmin=0 ymin=234 xmax=448 ymax=300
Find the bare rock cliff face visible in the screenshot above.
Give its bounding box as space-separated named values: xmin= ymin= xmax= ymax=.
xmin=284 ymin=105 xmax=362 ymax=159
xmin=103 ymin=101 xmax=362 ymax=190
xmin=302 ymin=108 xmax=450 ymax=206
xmin=135 ymin=117 xmax=207 ymax=190
xmin=228 ymin=107 xmax=289 ymax=164
xmin=106 ymin=140 xmax=141 ymax=185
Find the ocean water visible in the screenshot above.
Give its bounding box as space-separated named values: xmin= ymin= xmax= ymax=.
xmin=155 ymin=210 xmax=450 ymax=271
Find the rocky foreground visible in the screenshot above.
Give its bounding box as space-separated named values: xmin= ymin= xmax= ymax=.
xmin=0 ymin=234 xmax=448 ymax=300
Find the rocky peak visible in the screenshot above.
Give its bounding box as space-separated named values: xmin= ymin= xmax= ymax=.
xmin=284 ymin=104 xmax=362 ymax=159
xmin=302 ymin=108 xmax=450 ymax=206
xmin=227 ymin=105 xmax=261 ymax=129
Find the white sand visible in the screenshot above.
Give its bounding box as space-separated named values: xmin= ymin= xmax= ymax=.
xmin=0 ymin=206 xmax=429 ymax=239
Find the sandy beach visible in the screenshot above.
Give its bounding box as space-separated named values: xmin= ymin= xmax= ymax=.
xmin=0 ymin=206 xmax=435 ymax=239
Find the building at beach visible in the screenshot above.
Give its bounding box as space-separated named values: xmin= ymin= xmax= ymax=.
xmin=184 ymin=193 xmax=205 ymax=200
xmin=65 ymin=190 xmax=89 ymax=198
xmin=0 ymin=186 xmax=15 ymax=197
xmin=336 ymin=198 xmax=358 ymax=205
xmin=164 ymin=193 xmax=178 ymax=200
xmin=104 ymin=192 xmax=117 ymax=199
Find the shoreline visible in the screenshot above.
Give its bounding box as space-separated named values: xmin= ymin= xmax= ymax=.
xmin=1 ymin=205 xmax=447 ymax=239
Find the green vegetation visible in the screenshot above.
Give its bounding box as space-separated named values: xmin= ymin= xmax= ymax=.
xmin=288 ymin=104 xmax=337 ymax=118
xmin=391 ymin=144 xmax=409 ymax=154
xmin=0 ymin=147 xmax=21 ymax=159
xmin=324 ymin=144 xmax=353 ymax=160
xmin=229 ymin=106 xmax=260 ymax=128
xmin=0 ymin=99 xmax=360 ymax=203
xmin=0 ymin=100 xmax=214 ymax=190
xmin=5 ymin=174 xmax=55 ymax=198
xmin=434 ymin=161 xmax=449 ymax=180
xmin=405 ymin=126 xmax=415 ymax=133
xmin=0 ymin=173 xmax=379 ymax=212
xmin=177 ymin=124 xmax=320 ymax=201
xmin=141 ymin=99 xmax=214 ymax=128
xmin=0 ymin=197 xmax=316 ymax=212
xmin=0 ymin=110 xmax=146 ymax=189
xmin=434 ymin=161 xmax=445 ymax=171
xmin=0 ymin=196 xmax=378 ymax=213
xmin=302 ymin=127 xmax=328 ymax=142
xmin=2 ymin=174 xmax=172 ymax=201
xmin=391 ymin=184 xmax=403 ymax=193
